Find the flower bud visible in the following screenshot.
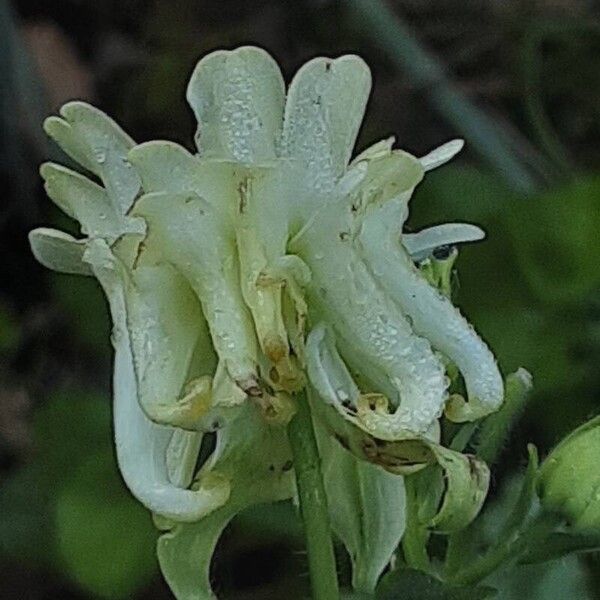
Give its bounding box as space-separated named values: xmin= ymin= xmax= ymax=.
xmin=538 ymin=415 xmax=600 ymax=532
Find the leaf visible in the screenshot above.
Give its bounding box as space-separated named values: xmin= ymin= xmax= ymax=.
xmin=377 ymin=568 xmax=497 ymax=600
xmin=487 ymin=555 xmax=594 ymax=599
xmin=55 ymin=448 xmax=158 ymax=600
xmin=501 ymin=444 xmax=539 ymax=536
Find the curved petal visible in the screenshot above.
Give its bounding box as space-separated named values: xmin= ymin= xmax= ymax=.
xmin=359 ymin=201 xmax=504 ymax=421
xmin=420 ymin=139 xmax=464 ymax=171
xmin=281 ymin=55 xmax=371 ymax=190
xmin=83 ymin=239 xmax=230 ymax=522
xmin=403 ymin=223 xmax=485 ymax=262
xmin=126 ymin=260 xmax=215 ymax=430
xmin=128 ymin=141 xmax=203 ymax=193
xmin=306 ymin=325 xmax=489 ymax=532
xmin=351 ymin=137 xmax=395 ymax=164
xmin=28 ymin=228 xmax=92 ymax=276
xmin=348 ymin=150 xmax=424 ymax=218
xmin=295 ymin=205 xmax=447 ymax=436
xmin=186 ymin=46 xmax=285 ymax=162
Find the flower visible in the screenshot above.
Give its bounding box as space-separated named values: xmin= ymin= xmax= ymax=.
xmin=30 ymin=46 xmax=506 ymax=597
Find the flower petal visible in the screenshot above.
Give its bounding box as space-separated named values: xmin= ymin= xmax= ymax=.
xmin=281 ymin=55 xmax=371 ymax=190
xmin=295 ymin=205 xmax=447 ymax=436
xmin=420 ymin=139 xmax=464 ymax=171
xmin=186 ymin=46 xmax=285 ymax=162
xmin=40 ymin=163 xmax=142 ymax=242
xmin=47 ymin=101 xmax=140 ymax=213
xmin=83 ymin=239 xmax=230 ymax=522
xmin=351 ymin=137 xmax=395 ymax=164
xmin=132 ymin=191 xmax=260 ymax=399
xmin=359 ymin=201 xmax=504 ymax=422
xmin=28 ymin=227 xmax=92 ymax=276
xmin=403 ymin=223 xmax=485 ymax=262
xmin=128 ymin=141 xmax=204 ymax=193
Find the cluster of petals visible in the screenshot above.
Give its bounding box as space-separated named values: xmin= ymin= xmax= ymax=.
xmin=30 ymin=46 xmax=504 ymax=596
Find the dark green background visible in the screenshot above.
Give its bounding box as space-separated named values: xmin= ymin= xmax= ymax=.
xmin=1 ymin=0 xmax=599 ymax=598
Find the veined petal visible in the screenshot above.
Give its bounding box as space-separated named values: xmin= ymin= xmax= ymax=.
xmin=420 ymin=139 xmax=464 ymax=171
xmin=403 ymin=223 xmax=485 ymax=262
xmin=186 ymin=46 xmax=285 ymax=162
xmin=47 ymin=101 xmax=140 ymax=213
xmin=28 ymin=228 xmax=92 ymax=276
xmin=281 ymin=55 xmax=371 ymax=190
xmin=40 ymin=163 xmax=142 ymax=242
xmin=359 ymin=201 xmax=504 ymax=422
xmin=83 ymin=239 xmax=230 ymax=522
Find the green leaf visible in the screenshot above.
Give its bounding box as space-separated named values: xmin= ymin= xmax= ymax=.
xmin=55 ymin=448 xmax=157 ymax=600
xmin=377 ymin=568 xmax=497 ymax=600
xmin=487 ymin=555 xmax=594 ymax=599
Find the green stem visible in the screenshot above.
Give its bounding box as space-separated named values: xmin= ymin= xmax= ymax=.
xmin=288 ymin=389 xmax=340 ymax=600
xmin=449 ymin=513 xmax=558 ymax=586
xmin=401 ymin=476 xmax=431 ymax=572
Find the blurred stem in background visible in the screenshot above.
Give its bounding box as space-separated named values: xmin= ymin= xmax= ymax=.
xmin=0 ymin=0 xmax=48 ymax=230
xmin=344 ymin=0 xmax=552 ymax=195
xmin=520 ymin=18 xmax=600 ymax=177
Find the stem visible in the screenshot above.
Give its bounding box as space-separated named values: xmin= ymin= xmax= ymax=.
xmin=401 ymin=476 xmax=431 ymax=572
xmin=449 ymin=513 xmax=558 ymax=586
xmin=288 ymin=389 xmax=340 ymax=600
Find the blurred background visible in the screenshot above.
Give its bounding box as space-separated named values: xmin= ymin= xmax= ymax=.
xmin=1 ymin=0 xmax=599 ymax=598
